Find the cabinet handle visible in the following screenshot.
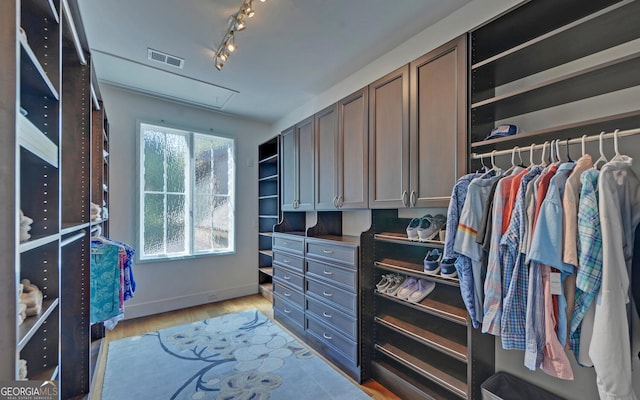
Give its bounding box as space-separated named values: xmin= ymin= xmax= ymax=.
xmin=410 ymin=190 xmax=417 ymax=207
xmin=338 ymin=195 xmax=343 ymax=208
xmin=323 ymin=249 xmax=334 ymax=254
xmin=283 ymin=292 xmax=291 ymax=297
xmin=283 ymin=259 xmax=291 ymax=263
xmin=322 ymin=269 xmax=333 ymax=275
xmin=401 ymin=190 xmax=408 ymax=207
xmin=284 ymin=308 xmax=291 ymax=314
xmin=333 ymin=195 xmax=338 ymax=208
xmin=322 ymin=312 xmax=332 ymax=318
xmin=282 ymin=241 xmax=289 ymax=245
xmin=323 ymin=333 xmax=333 ymax=340
xmin=283 ymin=275 xmax=291 ymax=280
xmin=322 ymin=291 xmax=333 ymax=297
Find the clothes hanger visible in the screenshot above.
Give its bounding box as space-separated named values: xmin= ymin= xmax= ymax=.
xmin=541 ymin=141 xmax=549 ymax=167
xmin=477 ymin=154 xmax=487 ymax=173
xmin=555 ymin=139 xmax=563 ymax=163
xmin=529 ymin=143 xmax=536 ymax=167
xmin=549 ymin=139 xmax=556 ymax=164
xmin=612 ymin=129 xmax=623 ymax=160
xmin=504 ymin=147 xmax=518 ymax=175
xmin=581 ymin=134 xmax=588 ymax=157
xmin=515 ymin=146 xmax=525 ymax=167
xmin=565 ymin=138 xmax=573 ymax=162
xmin=593 ymin=131 xmax=608 ymax=169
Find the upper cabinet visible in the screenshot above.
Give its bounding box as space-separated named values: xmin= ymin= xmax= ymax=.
xmin=368 ymin=65 xmax=410 ymax=208
xmin=409 ymin=35 xmax=467 ymax=208
xmin=315 ymin=88 xmax=369 ymax=210
xmin=281 ymin=116 xmax=315 ymax=212
xmin=368 ymin=35 xmax=467 ymax=209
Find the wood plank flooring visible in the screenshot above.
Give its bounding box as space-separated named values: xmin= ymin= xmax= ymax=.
xmin=90 ymin=294 xmax=400 ymax=400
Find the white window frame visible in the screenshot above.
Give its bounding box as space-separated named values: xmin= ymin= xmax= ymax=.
xmin=137 ymin=121 xmax=236 ymax=262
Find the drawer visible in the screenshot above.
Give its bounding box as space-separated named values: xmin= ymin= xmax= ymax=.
xmin=306 ymin=241 xmax=358 ymax=267
xmin=273 ymin=278 xmax=305 ymax=308
xmin=273 ymin=266 xmax=304 ymax=291
xmin=306 ymin=277 xmax=357 ymax=314
xmin=273 ymin=234 xmax=305 ymax=255
xmin=274 ymin=308 xmax=304 ymax=338
xmin=306 ymin=259 xmax=357 ymax=291
xmin=306 ymin=315 xmax=358 ymax=363
xmin=306 ymin=295 xmax=357 ymax=338
xmin=274 ymin=294 xmax=305 ymax=328
xmin=273 ymin=251 xmax=304 ymax=273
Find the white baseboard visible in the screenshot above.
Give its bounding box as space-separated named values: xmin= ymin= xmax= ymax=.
xmin=123 ymin=284 xmax=259 ymax=319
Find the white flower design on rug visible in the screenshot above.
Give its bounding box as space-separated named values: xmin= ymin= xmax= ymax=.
xmin=102 ymin=309 xmax=370 ymax=400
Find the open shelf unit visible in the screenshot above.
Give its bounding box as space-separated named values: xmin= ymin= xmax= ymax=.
xmin=361 ymin=209 xmax=494 ymax=399
xmin=469 ymin=0 xmax=640 ymax=155
xmin=258 ymin=136 xmax=280 ymax=301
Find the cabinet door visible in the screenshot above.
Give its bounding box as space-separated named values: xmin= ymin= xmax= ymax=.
xmin=338 ymin=87 xmax=368 ymax=209
xmin=281 ymin=126 xmax=297 ymax=211
xmin=368 ymin=65 xmax=410 ymax=208
xmin=296 ymin=116 xmax=315 ymax=211
xmin=410 ymin=35 xmax=467 ymax=208
xmin=314 ymin=104 xmax=338 ymax=210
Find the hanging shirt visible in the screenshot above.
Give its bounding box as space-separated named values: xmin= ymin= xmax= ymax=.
xmin=499 ymin=167 xmax=542 ymax=350
xmin=570 ymin=168 xmax=601 ymax=365
xmin=502 ymin=169 xmax=529 ymax=234
xmin=444 ymin=173 xmax=482 ymax=328
xmin=455 ymin=174 xmax=503 ymax=327
xmin=590 ymin=156 xmax=640 ymax=400
xmin=90 ymin=242 xmax=122 ymax=324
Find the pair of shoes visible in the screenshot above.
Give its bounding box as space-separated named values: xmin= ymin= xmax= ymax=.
xmin=424 ymin=250 xmax=459 ymax=278
xmin=406 ymin=215 xmax=430 ymax=240
xmin=419 ymin=214 xmax=446 ymax=242
xmin=396 ymin=277 xmax=436 ymax=302
xmin=376 ymin=274 xmax=406 ymax=295
xmin=439 ymin=257 xmax=458 ymax=278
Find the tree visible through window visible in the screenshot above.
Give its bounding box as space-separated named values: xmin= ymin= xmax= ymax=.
xmin=139 ymin=123 xmax=235 ymax=260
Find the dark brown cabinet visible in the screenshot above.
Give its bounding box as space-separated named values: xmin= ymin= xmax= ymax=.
xmin=281 ymin=116 xmax=315 ymax=212
xmin=314 ymin=104 xmax=339 ymax=210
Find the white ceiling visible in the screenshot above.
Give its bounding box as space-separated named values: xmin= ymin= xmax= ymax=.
xmin=78 ymin=0 xmax=471 ymax=124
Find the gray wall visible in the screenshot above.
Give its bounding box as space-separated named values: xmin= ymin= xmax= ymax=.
xmin=101 ymin=84 xmax=273 ymax=319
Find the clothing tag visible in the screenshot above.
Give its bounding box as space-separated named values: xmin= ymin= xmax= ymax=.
xmin=550 ymin=272 xmax=562 ymax=295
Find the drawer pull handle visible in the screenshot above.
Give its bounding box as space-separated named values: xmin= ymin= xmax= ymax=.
xmin=323 ymin=249 xmax=334 ymax=254
xmin=283 ymin=241 xmax=289 ymax=246
xmin=322 ymin=291 xmax=333 ymax=297
xmin=283 ymin=259 xmax=291 ymax=263
xmin=323 ymin=333 xmax=333 ymax=340
xmin=283 ymin=292 xmax=291 ymax=297
xmin=323 ymin=270 xmax=333 ymax=275
xmin=284 ymin=275 xmax=291 ymax=280
xmin=284 ymin=308 xmax=291 ymax=314
xmin=322 ymin=312 xmax=332 ymax=318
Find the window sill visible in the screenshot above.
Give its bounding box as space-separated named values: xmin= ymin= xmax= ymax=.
xmin=137 ymin=250 xmax=236 ymax=264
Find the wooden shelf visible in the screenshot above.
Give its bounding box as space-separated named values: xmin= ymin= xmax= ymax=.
xmin=259 ymin=282 xmax=273 ymax=302
xmin=375 ymin=314 xmax=467 ymax=362
xmin=375 ymin=259 xmax=459 ymax=287
xmin=23 ymin=0 xmax=60 ymax=23
xmin=471 ymin=52 xmax=640 ymax=123
xmin=19 ymin=233 xmax=60 ymax=253
xmin=20 ymin=36 xmax=59 ymax=100
xmin=259 ymin=250 xmax=273 ymax=257
xmin=375 ymin=343 xmax=467 ymax=399
xmin=258 ymin=174 xmax=278 ymax=182
xmin=259 ymin=153 xmax=278 ymax=164
xmin=61 ymin=222 xmax=91 ymax=235
xmin=18 ymin=298 xmax=59 ymax=351
xmin=259 ymin=194 xmax=278 ymax=200
xmin=259 ymin=267 xmax=274 ymax=277
xmin=18 ymin=114 xmax=58 ymax=167
xmin=29 ymin=365 xmax=59 ymax=381
xmin=259 ymin=232 xmax=273 ymax=237
xmin=259 ymin=215 xmax=279 ymax=219
xmin=374 ymin=232 xmax=444 ymax=248
xmin=375 ymin=290 xmax=467 ymax=326
xmin=372 ymin=360 xmax=459 ymax=400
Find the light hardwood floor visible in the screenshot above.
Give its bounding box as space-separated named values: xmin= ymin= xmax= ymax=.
xmin=90 ymin=294 xmax=400 ymax=400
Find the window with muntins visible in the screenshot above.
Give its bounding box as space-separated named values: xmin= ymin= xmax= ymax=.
xmin=139 ymin=122 xmax=235 ymax=260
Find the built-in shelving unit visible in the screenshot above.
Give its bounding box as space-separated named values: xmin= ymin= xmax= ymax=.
xmin=258 ymin=136 xmax=280 ymax=301
xmin=361 ymin=209 xmax=494 ymax=399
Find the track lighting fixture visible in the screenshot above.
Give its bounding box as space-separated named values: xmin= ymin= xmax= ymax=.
xmin=213 ymin=0 xmax=267 ymax=70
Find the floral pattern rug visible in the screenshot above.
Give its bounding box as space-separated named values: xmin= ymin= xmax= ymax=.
xmin=102 ymin=309 xmax=370 ymax=400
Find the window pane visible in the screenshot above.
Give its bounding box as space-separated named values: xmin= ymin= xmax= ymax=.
xmin=166 ymin=194 xmax=186 ymax=254
xmin=166 ymin=134 xmax=187 ymax=193
xmin=194 ymin=194 xmax=213 ymax=252
xmin=144 ymin=193 xmax=164 ymax=255
xmin=143 ymin=130 xmax=164 ymax=192
xmin=194 ymin=141 xmax=212 ymax=196
xmin=213 ymin=195 xmax=231 ymax=250
xmin=213 ymin=146 xmax=229 ymax=194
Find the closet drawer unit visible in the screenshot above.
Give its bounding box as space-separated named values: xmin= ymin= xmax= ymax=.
xmin=272 ymin=278 xmax=305 ymax=307
xmin=273 ymin=266 xmax=304 ymax=291
xmin=306 ymin=277 xmax=357 ymax=314
xmin=306 ymin=258 xmax=357 ymax=291
xmin=273 ymin=234 xmax=305 ymax=256
xmin=272 ymin=251 xmax=304 ymax=273
xmin=306 ymin=240 xmax=358 ymax=267
xmin=273 ymin=293 xmax=305 ymax=328
xmin=306 ymin=295 xmax=357 ymax=338
xmin=306 ymin=315 xmax=358 ymax=363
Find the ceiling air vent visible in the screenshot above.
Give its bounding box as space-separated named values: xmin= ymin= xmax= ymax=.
xmin=147 ymin=48 xmax=184 ymax=69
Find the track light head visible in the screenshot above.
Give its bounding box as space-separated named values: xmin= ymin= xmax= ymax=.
xmin=214 ymin=0 xmax=267 ymax=71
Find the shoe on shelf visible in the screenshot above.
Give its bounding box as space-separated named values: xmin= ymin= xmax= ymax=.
xmin=424 ymin=249 xmax=442 ymax=275
xmin=416 ymin=214 xmax=434 ymax=242
xmin=406 ymin=218 xmax=422 ymax=240
xmin=395 ymin=277 xmax=419 ymax=300
xmin=376 ymin=274 xmax=393 ymax=292
xmin=385 ymin=275 xmax=406 ymax=296
xmin=418 ymin=214 xmax=447 ymax=242
xmin=407 ymin=279 xmax=436 ymax=303
xmin=440 ymin=257 xmax=458 ymax=278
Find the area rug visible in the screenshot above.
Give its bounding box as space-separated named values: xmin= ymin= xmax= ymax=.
xmin=102 ymin=309 xmax=370 ymax=400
